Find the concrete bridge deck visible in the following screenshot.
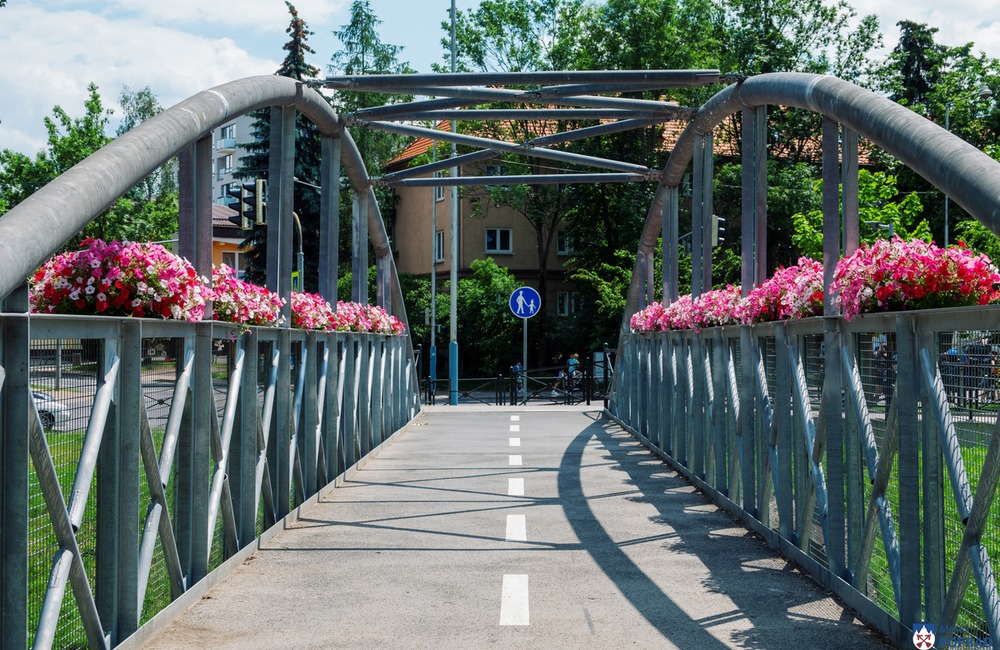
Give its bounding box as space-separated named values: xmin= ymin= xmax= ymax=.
xmin=136 ymin=404 xmax=893 ymax=649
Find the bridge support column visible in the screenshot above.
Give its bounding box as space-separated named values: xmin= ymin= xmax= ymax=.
xmin=268 ymin=106 xmax=296 ymax=324
xmin=319 ymin=136 xmax=341 ymax=302
xmin=352 ymin=191 xmax=369 ymax=305
xmin=662 ymin=186 xmax=679 ymax=304
xmin=691 ymin=133 xmax=714 ymax=296
xmin=741 ymin=106 xmax=767 ymax=293
xmin=178 ymin=135 xmax=214 ymax=282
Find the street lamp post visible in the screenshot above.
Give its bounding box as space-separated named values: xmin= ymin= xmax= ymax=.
xmin=291 ymin=211 xmax=304 ymax=292
xmin=943 ymin=85 xmax=993 ymax=246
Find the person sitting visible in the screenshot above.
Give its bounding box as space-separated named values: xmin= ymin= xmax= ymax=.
xmin=566 ymin=352 xmax=581 ymax=391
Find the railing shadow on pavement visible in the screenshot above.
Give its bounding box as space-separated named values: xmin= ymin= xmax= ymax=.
xmin=558 ymin=416 xmax=890 ymax=648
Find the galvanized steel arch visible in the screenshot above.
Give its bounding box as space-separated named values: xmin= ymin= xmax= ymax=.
xmin=0 ymin=75 xmax=395 ymax=310
xmin=625 ymin=71 xmax=1000 ymax=321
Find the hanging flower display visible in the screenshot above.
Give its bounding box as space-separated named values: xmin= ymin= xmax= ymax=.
xmin=630 ymin=240 xmax=1000 ymax=332
xmin=29 ymin=239 xmax=408 ymax=335
xmin=334 ymin=301 xmax=406 ymax=335
xmin=29 ymin=238 xmax=210 ymax=322
xmin=743 ymin=257 xmax=825 ymax=324
xmin=212 ymin=264 xmax=284 ymax=326
xmin=290 ymin=292 xmax=338 ymax=331
xmin=832 ymin=238 xmax=1000 ymax=320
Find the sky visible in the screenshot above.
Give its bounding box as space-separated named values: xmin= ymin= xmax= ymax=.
xmin=2 ymin=0 xmax=999 ymax=157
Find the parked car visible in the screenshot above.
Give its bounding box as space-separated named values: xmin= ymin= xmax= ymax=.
xmin=32 ymin=391 xmax=70 ymax=430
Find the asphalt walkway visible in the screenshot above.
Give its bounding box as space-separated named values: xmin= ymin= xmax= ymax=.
xmin=139 ymin=404 xmax=893 ymax=649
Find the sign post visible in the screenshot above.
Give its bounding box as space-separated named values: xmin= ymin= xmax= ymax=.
xmin=509 ymin=286 xmax=541 ymax=396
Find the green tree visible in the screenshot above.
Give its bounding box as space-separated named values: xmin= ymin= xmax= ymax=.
xmin=236 ymin=2 xmax=326 ymax=291
xmin=790 ymin=169 xmax=927 ymax=259
xmin=953 ymin=220 xmax=1000 ymax=263
xmin=452 ymin=257 xmax=522 ymax=375
xmin=873 ymin=22 xmax=998 ymax=243
xmin=877 ymin=21 xmax=947 ymax=110
xmin=0 ymin=83 xmax=111 ymax=210
xmin=0 ymin=83 xmax=180 ymax=246
xmin=330 ymin=0 xmax=414 ymax=174
xmin=327 ymin=0 xmax=415 ymax=296
xmin=101 ymin=85 xmax=179 ymax=244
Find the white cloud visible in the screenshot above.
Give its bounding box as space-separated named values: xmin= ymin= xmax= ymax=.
xmin=851 ymin=1 xmax=1000 ymax=59
xmin=0 ymin=4 xmax=280 ymax=155
xmin=46 ymin=0 xmax=348 ymax=30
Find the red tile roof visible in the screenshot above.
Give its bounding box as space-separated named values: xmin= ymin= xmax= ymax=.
xmin=386 ymin=121 xmax=455 ymax=168
xmin=213 ymin=202 xmax=239 ymax=229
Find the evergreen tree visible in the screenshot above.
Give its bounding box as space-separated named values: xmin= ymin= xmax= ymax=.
xmin=329 ymin=0 xmax=414 ymax=188
xmin=236 ymin=2 xmax=325 ymax=291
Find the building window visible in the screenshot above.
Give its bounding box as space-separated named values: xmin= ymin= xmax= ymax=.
xmin=557 ymin=231 xmax=575 ymax=256
xmin=435 ymin=230 xmax=445 ymax=263
xmin=434 ymin=171 xmax=445 ymax=201
xmin=221 ymin=182 xmax=237 ymax=205
xmin=485 ymin=227 xmax=512 ymax=254
xmin=216 ymin=154 xmax=233 ymax=180
xmin=556 ymin=291 xmax=582 ymax=317
xmin=220 ymin=124 xmax=235 ymax=140
xmin=484 ymin=163 xmax=502 ymax=188
xmin=557 ymin=292 xmax=570 ymax=317
xmin=222 ymin=251 xmax=247 ymax=278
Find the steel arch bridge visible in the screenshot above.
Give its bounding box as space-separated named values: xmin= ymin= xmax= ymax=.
xmin=1 ymin=70 xmax=1000 ymax=648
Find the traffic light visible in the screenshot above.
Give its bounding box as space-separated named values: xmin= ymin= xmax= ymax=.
xmin=250 ymin=178 xmax=266 ymax=226
xmin=226 ymin=184 xmax=250 ymax=230
xmin=226 ymin=179 xmax=266 ymax=230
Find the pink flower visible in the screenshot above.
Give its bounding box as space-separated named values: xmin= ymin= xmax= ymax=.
xmin=831 ymin=237 xmax=1000 ymax=320
xmin=30 ymin=238 xmax=210 ymax=322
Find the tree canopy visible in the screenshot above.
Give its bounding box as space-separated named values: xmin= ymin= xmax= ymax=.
xmin=0 ymin=83 xmax=179 ymax=246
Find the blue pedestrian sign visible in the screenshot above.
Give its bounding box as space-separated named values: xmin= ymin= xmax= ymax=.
xmin=509 ymin=286 xmax=541 ymax=319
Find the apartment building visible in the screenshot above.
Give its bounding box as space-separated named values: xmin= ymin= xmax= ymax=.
xmin=209 ymin=114 xmax=258 ymax=277
xmin=387 ymin=133 xmax=583 ymax=319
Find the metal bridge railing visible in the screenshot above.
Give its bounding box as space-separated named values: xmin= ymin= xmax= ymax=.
xmin=608 ymin=306 xmax=1000 ymax=649
xmin=9 ymin=314 xmax=419 ymax=649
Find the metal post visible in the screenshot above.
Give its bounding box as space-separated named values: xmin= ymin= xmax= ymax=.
xmin=318 ymin=135 xmax=341 ymax=302
xmin=945 ymin=105 xmax=951 ymax=247
xmin=292 ymin=211 xmax=304 ymax=293
xmin=449 ymin=0 xmax=460 ymax=406
xmin=663 ymin=186 xmax=679 ymax=304
xmin=352 ymin=191 xmax=369 ymax=305
xmin=522 ymin=317 xmax=528 ymax=391
xmin=1 ymin=285 xmax=30 ymax=647
xmin=822 ymin=118 xmax=840 ymax=316
xmin=691 ymin=135 xmax=705 ymax=297
xmin=430 ymin=141 xmax=438 ymax=400
xmin=700 ymin=134 xmax=714 ymax=291
xmin=741 ymin=106 xmax=767 ymax=293
xmin=842 ymin=128 xmax=860 ymax=255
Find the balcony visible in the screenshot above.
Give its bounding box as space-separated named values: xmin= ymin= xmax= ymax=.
xmin=215 ymin=137 xmax=237 ymax=152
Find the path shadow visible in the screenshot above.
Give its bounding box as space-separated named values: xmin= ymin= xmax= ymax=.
xmin=558 ymin=416 xmax=892 ymax=649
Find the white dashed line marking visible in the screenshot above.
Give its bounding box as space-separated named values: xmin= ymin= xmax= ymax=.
xmin=506 ymin=514 xmax=527 ymax=541
xmin=510 ymin=415 xmax=520 ymax=421
xmin=499 ymin=575 xmax=530 ymax=626
xmin=510 ymin=424 xmax=520 ymax=432
xmin=508 ymin=478 xmax=524 ymax=496
xmin=509 ymin=437 xmax=521 ymax=447
xmin=509 ymin=455 xmax=522 ymax=466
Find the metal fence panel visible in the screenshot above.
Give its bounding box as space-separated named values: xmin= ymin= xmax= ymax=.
xmin=610 ymin=307 xmax=1000 ymax=648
